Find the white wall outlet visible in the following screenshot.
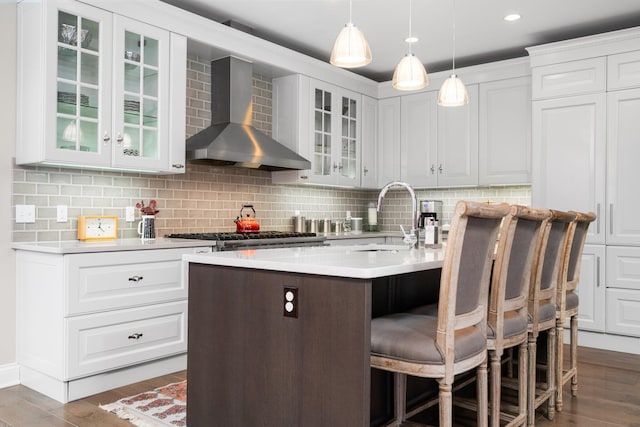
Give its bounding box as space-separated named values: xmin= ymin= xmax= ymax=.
xmin=56 ymin=205 xmax=68 ymax=222
xmin=126 ymin=206 xmax=136 ymax=222
xmin=16 ymin=204 xmax=35 ymax=223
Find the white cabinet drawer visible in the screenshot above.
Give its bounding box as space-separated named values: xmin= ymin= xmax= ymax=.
xmin=66 ymin=300 xmax=187 ymax=379
xmin=608 ymin=50 xmax=640 ymax=91
xmin=66 ymin=248 xmax=189 ymax=315
xmin=606 ymin=246 xmax=640 ymax=290
xmin=532 ymin=57 xmax=606 ymax=99
xmin=606 ymin=288 xmax=640 ymax=337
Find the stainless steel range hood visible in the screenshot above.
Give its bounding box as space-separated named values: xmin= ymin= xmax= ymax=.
xmin=186 ymin=56 xmax=311 ymax=171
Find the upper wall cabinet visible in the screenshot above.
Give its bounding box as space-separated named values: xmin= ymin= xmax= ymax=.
xmin=376 ymin=97 xmax=401 ymax=187
xmin=531 ymin=57 xmax=606 ymax=100
xmin=607 ymin=50 xmax=640 ymax=91
xmin=400 ymin=86 xmax=479 ymax=188
xmin=360 ymin=95 xmax=378 ymax=189
xmin=17 ymin=0 xmax=187 ymax=174
xmin=272 ymin=75 xmax=362 ymax=187
xmin=479 ymin=76 xmax=532 ymax=185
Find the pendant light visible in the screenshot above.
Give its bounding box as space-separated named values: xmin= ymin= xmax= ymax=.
xmin=330 ymin=0 xmax=372 ymax=68
xmin=438 ymin=0 xmax=468 ymax=106
xmin=392 ymin=0 xmax=428 ymax=91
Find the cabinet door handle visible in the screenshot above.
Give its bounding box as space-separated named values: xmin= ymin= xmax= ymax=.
xmin=596 ymin=256 xmax=600 ymax=288
xmin=300 ymin=175 xmax=309 ymax=180
xmin=128 ymin=275 xmax=143 ymax=282
xmin=116 ymin=134 xmax=124 ymax=144
xmin=596 ymin=203 xmax=601 ymax=234
xmin=363 ymin=166 xmax=368 ymax=175
xmin=172 ymin=163 xmax=185 ymax=169
xmin=438 ymin=164 xmax=443 ymax=174
xmin=609 ymin=204 xmax=613 ymax=235
xmin=430 ymin=165 xmax=435 ymax=174
xmin=102 ymin=132 xmax=110 ymax=143
xmin=332 ymin=163 xmax=338 ymax=171
xmin=128 ymin=333 xmax=143 ymax=340
xmin=338 ymin=163 xmax=343 ymax=171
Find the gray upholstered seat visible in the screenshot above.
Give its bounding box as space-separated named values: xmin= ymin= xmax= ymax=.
xmin=370 ymin=200 xmax=510 ymax=427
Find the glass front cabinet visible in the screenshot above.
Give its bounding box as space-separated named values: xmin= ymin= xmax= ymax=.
xmin=272 ymin=75 xmax=362 ymax=187
xmin=17 ymin=0 xmax=187 ymax=174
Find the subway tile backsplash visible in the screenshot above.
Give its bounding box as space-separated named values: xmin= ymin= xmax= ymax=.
xmin=12 ymin=57 xmax=530 ymax=242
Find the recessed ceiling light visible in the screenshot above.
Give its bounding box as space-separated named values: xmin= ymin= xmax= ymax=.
xmin=405 ymin=36 xmax=419 ymax=43
xmin=504 ymin=13 xmax=521 ymax=22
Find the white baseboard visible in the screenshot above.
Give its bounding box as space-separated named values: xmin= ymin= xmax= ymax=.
xmin=0 ymin=363 xmax=20 ymax=389
xmin=576 ymin=330 xmax=640 ymax=355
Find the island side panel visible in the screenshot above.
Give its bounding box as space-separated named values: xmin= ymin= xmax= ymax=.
xmin=187 ymin=263 xmax=371 ymax=427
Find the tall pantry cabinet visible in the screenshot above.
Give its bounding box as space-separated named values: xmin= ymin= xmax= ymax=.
xmin=528 ymin=27 xmax=640 ymax=352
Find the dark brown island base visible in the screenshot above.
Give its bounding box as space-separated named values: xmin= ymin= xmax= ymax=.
xmin=183 ymin=245 xmax=444 ymax=426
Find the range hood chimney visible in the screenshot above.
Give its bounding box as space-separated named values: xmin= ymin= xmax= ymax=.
xmin=186 ymin=56 xmax=311 ymax=171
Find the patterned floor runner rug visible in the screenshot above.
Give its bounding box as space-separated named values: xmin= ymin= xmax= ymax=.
xmin=100 ymin=381 xmax=187 ymax=427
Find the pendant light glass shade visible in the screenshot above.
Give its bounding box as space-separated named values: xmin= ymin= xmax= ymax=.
xmin=438 ymin=0 xmax=468 ymax=106
xmin=438 ymin=73 xmax=469 ymax=106
xmin=392 ymin=53 xmax=428 ymax=90
xmin=330 ymin=1 xmax=371 ymax=68
xmin=392 ymin=0 xmax=428 ymax=91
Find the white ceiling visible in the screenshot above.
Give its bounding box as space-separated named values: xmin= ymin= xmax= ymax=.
xmin=161 ymin=0 xmax=640 ymax=82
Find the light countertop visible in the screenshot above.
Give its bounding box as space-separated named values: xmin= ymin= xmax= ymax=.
xmin=11 ymin=237 xmax=215 ymax=254
xmin=184 ymin=243 xmax=445 ymax=279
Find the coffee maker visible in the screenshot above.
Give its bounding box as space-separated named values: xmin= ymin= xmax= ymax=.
xmin=418 ymin=200 xmax=443 ymax=228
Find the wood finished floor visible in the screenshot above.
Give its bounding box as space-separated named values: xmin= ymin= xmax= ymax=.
xmin=0 ymin=346 xmax=638 ymax=426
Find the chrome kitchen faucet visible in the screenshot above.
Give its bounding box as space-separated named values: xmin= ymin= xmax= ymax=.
xmin=377 ymin=181 xmax=419 ymax=248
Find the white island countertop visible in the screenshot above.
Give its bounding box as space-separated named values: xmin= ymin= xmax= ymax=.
xmin=12 ymin=237 xmax=215 ymax=254
xmin=184 ymin=243 xmax=445 ymax=279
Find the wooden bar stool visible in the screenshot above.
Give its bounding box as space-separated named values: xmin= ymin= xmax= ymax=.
xmin=555 ymin=211 xmax=597 ymax=412
xmin=485 ymin=205 xmax=551 ymax=427
xmin=526 ymin=209 xmax=576 ymax=426
xmin=370 ymin=201 xmax=510 ymax=427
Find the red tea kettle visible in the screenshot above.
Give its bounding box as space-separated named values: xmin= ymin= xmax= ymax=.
xmin=234 ymin=204 xmax=260 ymax=233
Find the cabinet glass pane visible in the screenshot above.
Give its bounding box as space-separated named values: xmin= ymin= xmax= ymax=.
xmin=143 ymin=129 xmax=158 ymax=158
xmin=342 ymin=97 xmax=349 ymax=116
xmin=350 ymin=99 xmax=356 ymax=118
xmin=314 ymin=111 xmax=322 ymax=131
xmin=314 ymin=154 xmax=323 ymax=174
xmin=323 ymin=112 xmax=331 ymax=133
xmin=342 ymin=118 xmax=348 ymax=137
xmin=80 ymin=18 xmax=99 ymax=52
xmin=125 ymin=64 xmax=141 ymax=93
xmin=325 ymin=92 xmax=331 ymax=112
xmin=80 ymin=52 xmax=99 ymax=85
xmin=143 ymin=98 xmax=158 ymax=126
xmin=315 ymin=89 xmax=322 ymax=110
xmin=57 ymin=81 xmax=77 ymax=115
xmin=80 ymin=87 xmax=98 ymax=119
xmin=79 ymin=120 xmax=98 ymax=152
xmin=124 ymin=31 xmax=142 ymax=63
xmin=143 ymin=68 xmax=158 ymax=97
xmin=58 ymin=47 xmax=77 ymax=81
xmin=58 ymin=12 xmax=78 ymax=46
xmin=144 ymin=37 xmax=159 ymax=67
xmin=350 ymin=119 xmax=356 ymax=138
xmin=56 ymin=117 xmax=77 ymax=150
xmin=123 ymin=126 xmax=140 ymax=157
xmin=124 ymin=94 xmax=140 ymax=124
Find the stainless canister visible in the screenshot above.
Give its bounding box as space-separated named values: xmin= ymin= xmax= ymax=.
xmin=306 ymin=218 xmax=318 ymax=233
xmin=333 ymin=220 xmax=344 ymax=234
xmin=350 ymin=217 xmax=363 ymax=233
xmin=320 ymin=218 xmax=331 ymax=234
xmin=293 ymin=215 xmax=305 ymax=233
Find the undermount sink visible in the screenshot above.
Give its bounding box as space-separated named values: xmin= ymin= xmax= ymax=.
xmin=350 ymin=244 xmax=412 ymax=253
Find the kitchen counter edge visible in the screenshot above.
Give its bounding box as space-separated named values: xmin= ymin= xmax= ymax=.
xmin=11 ymin=238 xmax=216 ymax=254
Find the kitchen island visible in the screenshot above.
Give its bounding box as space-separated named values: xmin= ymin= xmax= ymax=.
xmin=183 ymin=244 xmax=445 ymax=427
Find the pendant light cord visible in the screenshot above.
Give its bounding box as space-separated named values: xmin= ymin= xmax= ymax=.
xmin=408 ymin=0 xmax=413 ymax=54
xmin=452 ymin=0 xmax=456 ymax=72
xmin=349 ymin=0 xmax=353 ymax=24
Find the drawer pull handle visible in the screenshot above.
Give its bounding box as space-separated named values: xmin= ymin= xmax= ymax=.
xmin=128 ymin=275 xmax=143 ymax=282
xmin=128 ymin=333 xmax=143 ymax=340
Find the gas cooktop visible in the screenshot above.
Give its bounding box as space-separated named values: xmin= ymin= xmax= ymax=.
xmin=166 ymin=231 xmax=318 ymax=241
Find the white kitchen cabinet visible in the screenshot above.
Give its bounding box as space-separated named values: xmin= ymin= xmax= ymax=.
xmin=16 ymin=247 xmax=194 ymax=403
xmin=479 ymin=77 xmax=532 ymax=185
xmin=606 ymin=88 xmax=640 ymax=245
xmin=606 ymin=289 xmax=640 ymax=337
xmin=532 ymin=93 xmax=606 ymax=244
xmin=361 ymin=95 xmax=378 ymax=189
xmin=377 ymin=97 xmax=401 ymax=187
xmin=272 ymin=75 xmax=362 ymax=187
xmin=575 ymin=245 xmax=606 ymax=332
xmin=16 ymin=0 xmax=187 ymax=174
xmin=437 ymin=84 xmax=479 ymax=187
xmin=399 ymin=86 xmax=478 ymax=188
xmin=531 ymin=57 xmax=606 ymax=100
xmin=400 ymin=91 xmax=438 ymax=187
xmin=607 ymin=50 xmax=640 ymax=91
